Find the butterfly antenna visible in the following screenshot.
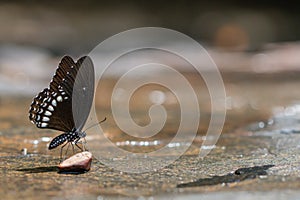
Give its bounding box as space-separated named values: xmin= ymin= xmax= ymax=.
xmin=84 ymin=117 xmax=107 ymax=131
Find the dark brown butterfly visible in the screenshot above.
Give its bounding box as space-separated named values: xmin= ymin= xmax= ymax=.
xmin=29 ymin=56 xmax=96 ymax=156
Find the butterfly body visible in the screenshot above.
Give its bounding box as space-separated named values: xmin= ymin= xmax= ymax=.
xmin=48 ymin=129 xmax=86 ymax=150
xmin=29 ymin=56 xmax=95 ymax=153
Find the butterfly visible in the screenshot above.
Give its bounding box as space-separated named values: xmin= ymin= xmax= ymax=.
xmin=29 ymin=55 xmax=97 ymax=157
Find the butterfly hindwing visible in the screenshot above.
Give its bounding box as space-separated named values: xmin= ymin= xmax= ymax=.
xmin=29 ymin=87 xmax=73 ymax=131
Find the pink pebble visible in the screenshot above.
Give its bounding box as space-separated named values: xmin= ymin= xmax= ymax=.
xmin=58 ymin=151 xmax=92 ymax=173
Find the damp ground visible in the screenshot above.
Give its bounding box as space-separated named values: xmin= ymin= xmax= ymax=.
xmin=1 ymin=72 xmax=300 ymax=199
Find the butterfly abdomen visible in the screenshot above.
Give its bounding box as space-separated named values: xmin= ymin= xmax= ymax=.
xmin=49 ymin=133 xmax=68 ymax=150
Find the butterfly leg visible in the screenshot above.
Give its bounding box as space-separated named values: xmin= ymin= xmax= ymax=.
xmin=60 ymin=142 xmax=69 ymax=161
xmin=64 ymin=142 xmax=72 ymax=159
xmin=82 ymin=138 xmax=88 ymax=151
xmin=74 ymin=138 xmax=83 ymax=152
xmin=75 ymin=138 xmax=88 ymax=151
xmin=75 ymin=143 xmax=83 ymax=152
xmin=71 ymin=143 xmax=75 ymax=154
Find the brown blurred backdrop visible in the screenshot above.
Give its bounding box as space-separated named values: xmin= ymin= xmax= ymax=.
xmin=0 ymin=1 xmax=299 ymax=54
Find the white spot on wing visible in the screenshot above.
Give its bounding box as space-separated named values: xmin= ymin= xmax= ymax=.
xmin=45 ymin=111 xmax=52 ymax=116
xmin=41 ymin=123 xmax=48 ymax=127
xmin=57 ymin=96 xmax=63 ymax=102
xmin=52 ymin=99 xmax=57 ymax=107
xmin=42 ymin=117 xmax=50 ymax=122
xmin=48 ymin=105 xmax=54 ymax=111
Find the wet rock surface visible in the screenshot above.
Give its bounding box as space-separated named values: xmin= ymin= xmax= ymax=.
xmin=1 ymin=73 xmax=300 ymax=199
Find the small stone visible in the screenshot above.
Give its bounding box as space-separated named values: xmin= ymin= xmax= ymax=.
xmin=58 ymin=151 xmax=92 ymax=173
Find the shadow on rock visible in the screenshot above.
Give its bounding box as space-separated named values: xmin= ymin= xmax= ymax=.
xmin=16 ymin=166 xmax=58 ymax=173
xmin=177 ymin=165 xmax=275 ymax=188
xmin=16 ymin=166 xmax=87 ymax=174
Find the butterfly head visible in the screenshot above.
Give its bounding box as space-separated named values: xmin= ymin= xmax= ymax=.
xmin=77 ymin=130 xmax=86 ymax=139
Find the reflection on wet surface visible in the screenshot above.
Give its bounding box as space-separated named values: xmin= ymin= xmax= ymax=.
xmin=1 ymin=73 xmax=300 ymax=199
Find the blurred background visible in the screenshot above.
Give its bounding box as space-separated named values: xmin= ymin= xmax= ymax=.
xmin=1 ymin=1 xmax=300 ymax=93
xmin=0 ymin=0 xmax=300 ymax=130
xmin=1 ymin=1 xmax=300 ymax=52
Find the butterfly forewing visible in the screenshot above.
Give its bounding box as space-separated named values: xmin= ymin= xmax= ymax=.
xmin=50 ymin=56 xmax=78 ymax=96
xmin=72 ymin=56 xmax=95 ymax=131
xmin=29 ymin=55 xmax=94 ymax=133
